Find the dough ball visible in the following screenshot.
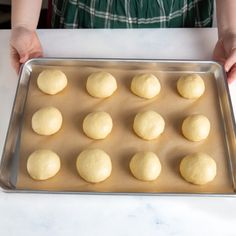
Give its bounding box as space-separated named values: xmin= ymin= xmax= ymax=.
xmin=133 ymin=110 xmax=165 ymax=140
xmin=37 ymin=69 xmax=68 ymax=95
xmin=76 ymin=149 xmax=112 ymax=183
xmin=83 ymin=111 xmax=113 ymax=139
xmin=86 ymin=71 xmax=117 ymax=98
xmin=129 ymin=152 xmax=162 ymax=181
xmin=182 ymin=114 xmax=210 ymax=141
xmin=32 ymin=106 xmax=63 ymax=135
xmin=131 ymin=73 xmax=161 ymax=99
xmin=177 ymin=74 xmax=205 ymax=99
xmin=180 ymin=153 xmax=217 ymax=185
xmin=27 ymin=149 xmax=61 ymax=180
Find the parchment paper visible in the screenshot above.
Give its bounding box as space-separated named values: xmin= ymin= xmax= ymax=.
xmin=16 ymin=63 xmax=233 ymax=193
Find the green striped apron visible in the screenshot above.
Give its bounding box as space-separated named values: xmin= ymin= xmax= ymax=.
xmin=51 ymin=0 xmax=213 ymax=28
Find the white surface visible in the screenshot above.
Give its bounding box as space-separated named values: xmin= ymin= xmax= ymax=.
xmin=0 ymin=29 xmax=236 ymax=236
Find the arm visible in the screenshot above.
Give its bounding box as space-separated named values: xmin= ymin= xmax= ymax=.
xmin=216 ymin=0 xmax=236 ymax=40
xmin=12 ymin=0 xmax=42 ymax=29
xmin=10 ymin=0 xmax=43 ymax=72
xmin=213 ymin=0 xmax=236 ymax=83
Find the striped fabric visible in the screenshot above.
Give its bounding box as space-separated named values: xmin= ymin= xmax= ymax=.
xmin=51 ymin=0 xmax=213 ymax=28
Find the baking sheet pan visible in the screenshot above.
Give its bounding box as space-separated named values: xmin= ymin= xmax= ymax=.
xmin=1 ymin=58 xmax=236 ymax=196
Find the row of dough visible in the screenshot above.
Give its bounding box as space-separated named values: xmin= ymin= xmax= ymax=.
xmin=32 ymin=108 xmax=211 ymax=142
xmin=37 ymin=70 xmax=205 ymax=99
xmin=27 ymin=149 xmax=217 ymax=185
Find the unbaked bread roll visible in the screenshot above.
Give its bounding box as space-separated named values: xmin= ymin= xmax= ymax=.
xmin=32 ymin=106 xmax=63 ymax=135
xmin=86 ymin=71 xmax=117 ymax=98
xmin=37 ymin=69 xmax=68 ymax=95
xmin=76 ymin=149 xmax=112 ymax=183
xmin=133 ymin=110 xmax=165 ymax=140
xmin=129 ymin=151 xmax=162 ymax=181
xmin=131 ymin=73 xmax=161 ymax=99
xmin=27 ymin=149 xmax=61 ymax=180
xmin=180 ymin=152 xmax=217 ymax=185
xmin=182 ymin=114 xmax=210 ymax=141
xmin=177 ymin=74 xmax=205 ymax=99
xmin=83 ymin=111 xmax=113 ymax=139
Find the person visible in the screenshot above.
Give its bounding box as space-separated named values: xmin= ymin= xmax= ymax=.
xmin=10 ymin=0 xmax=236 ymax=83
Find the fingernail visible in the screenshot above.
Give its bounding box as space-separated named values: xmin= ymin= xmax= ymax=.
xmin=20 ymin=58 xmax=26 ymax=63
xmin=20 ymin=55 xmax=28 ymax=63
xmin=225 ymin=65 xmax=229 ymax=72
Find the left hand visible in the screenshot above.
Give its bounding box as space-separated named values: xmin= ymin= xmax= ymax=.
xmin=213 ymin=34 xmax=236 ymax=84
xmin=10 ymin=26 xmax=43 ymax=73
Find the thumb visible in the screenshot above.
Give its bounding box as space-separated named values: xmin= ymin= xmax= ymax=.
xmin=19 ymin=54 xmax=29 ymax=63
xmin=14 ymin=42 xmax=30 ymax=63
xmin=225 ymin=48 xmax=236 ymax=72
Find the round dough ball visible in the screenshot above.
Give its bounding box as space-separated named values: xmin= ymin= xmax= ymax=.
xmin=76 ymin=149 xmax=112 ymax=183
xmin=83 ymin=111 xmax=113 ymax=139
xmin=180 ymin=152 xmax=217 ymax=185
xmin=129 ymin=152 xmax=162 ymax=181
xmin=37 ymin=70 xmax=68 ymax=95
xmin=177 ymin=74 xmax=205 ymax=99
xmin=86 ymin=71 xmax=117 ymax=98
xmin=182 ymin=114 xmax=210 ymax=141
xmin=32 ymin=106 xmax=63 ymax=135
xmin=131 ymin=73 xmax=161 ymax=99
xmin=133 ymin=110 xmax=165 ymax=140
xmin=27 ymin=149 xmax=61 ymax=180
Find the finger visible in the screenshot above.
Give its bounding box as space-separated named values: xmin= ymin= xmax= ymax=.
xmin=227 ymin=65 xmax=236 ymax=84
xmin=18 ymin=50 xmax=43 ymax=68
xmin=10 ymin=47 xmax=21 ymax=73
xmin=19 ymin=54 xmax=29 ymax=64
xmin=212 ymin=41 xmax=226 ymax=66
xmin=26 ymin=51 xmax=43 ymax=62
xmin=12 ymin=39 xmax=31 ymax=64
xmin=14 ymin=46 xmax=29 ymax=62
xmin=31 ymin=51 xmax=43 ymax=58
xmin=225 ymin=48 xmax=236 ymax=72
xmin=17 ymin=51 xmax=43 ymax=72
xmin=18 ymin=52 xmax=42 ymax=72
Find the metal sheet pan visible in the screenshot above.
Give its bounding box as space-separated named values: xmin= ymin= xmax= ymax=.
xmin=1 ymin=58 xmax=236 ymax=196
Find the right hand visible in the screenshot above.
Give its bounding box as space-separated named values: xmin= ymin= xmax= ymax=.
xmin=10 ymin=26 xmax=43 ymax=73
xmin=213 ymin=34 xmax=236 ymax=83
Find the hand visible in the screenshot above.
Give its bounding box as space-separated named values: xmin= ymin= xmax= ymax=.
xmin=10 ymin=26 xmax=43 ymax=73
xmin=213 ymin=34 xmax=236 ymax=84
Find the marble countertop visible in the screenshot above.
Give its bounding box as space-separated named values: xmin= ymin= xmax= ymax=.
xmin=0 ymin=29 xmax=236 ymax=236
